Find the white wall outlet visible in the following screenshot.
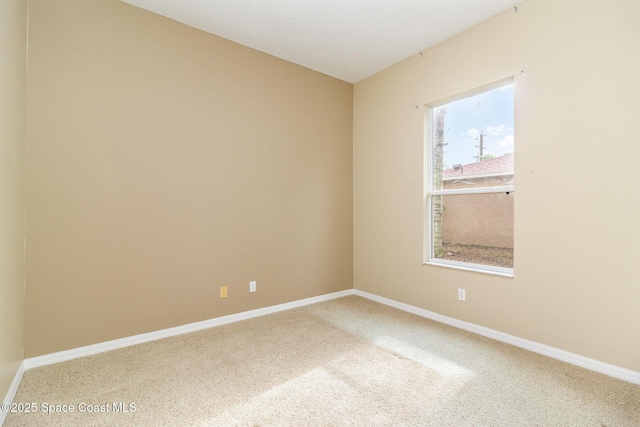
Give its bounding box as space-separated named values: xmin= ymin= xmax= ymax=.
xmin=458 ymin=288 xmax=466 ymax=301
xmin=249 ymin=281 xmax=256 ymax=293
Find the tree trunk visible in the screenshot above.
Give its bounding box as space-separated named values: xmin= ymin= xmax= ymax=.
xmin=432 ymin=107 xmax=447 ymax=258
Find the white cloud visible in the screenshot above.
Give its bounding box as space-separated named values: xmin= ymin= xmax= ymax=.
xmin=498 ymin=134 xmax=514 ymax=148
xmin=485 ymin=124 xmax=505 ymax=136
xmin=465 ymin=128 xmax=480 ymax=139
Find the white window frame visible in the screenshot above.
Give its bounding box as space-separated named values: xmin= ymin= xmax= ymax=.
xmin=423 ymin=79 xmax=514 ymax=278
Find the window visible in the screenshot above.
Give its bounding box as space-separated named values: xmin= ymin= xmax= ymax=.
xmin=425 ymin=80 xmax=514 ymax=277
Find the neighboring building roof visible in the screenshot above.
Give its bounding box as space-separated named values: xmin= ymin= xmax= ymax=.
xmin=443 ymin=153 xmax=514 ymax=179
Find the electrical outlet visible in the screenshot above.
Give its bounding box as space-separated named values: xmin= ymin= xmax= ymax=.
xmin=249 ymin=281 xmax=256 ymax=293
xmin=220 ymin=286 xmax=227 ymax=298
xmin=458 ymin=288 xmax=466 ymax=301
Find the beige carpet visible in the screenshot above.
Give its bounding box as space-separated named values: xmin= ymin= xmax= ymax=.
xmin=5 ymin=296 xmax=640 ymax=426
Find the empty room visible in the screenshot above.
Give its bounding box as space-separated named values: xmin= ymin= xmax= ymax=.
xmin=1 ymin=0 xmax=639 ymax=425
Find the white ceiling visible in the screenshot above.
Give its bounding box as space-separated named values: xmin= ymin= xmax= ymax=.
xmin=121 ymin=0 xmax=521 ymax=83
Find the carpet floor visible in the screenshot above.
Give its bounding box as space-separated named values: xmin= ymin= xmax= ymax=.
xmin=4 ymin=295 xmax=640 ymax=426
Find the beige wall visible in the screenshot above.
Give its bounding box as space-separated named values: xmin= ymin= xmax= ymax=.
xmin=442 ymin=176 xmax=514 ymax=249
xmin=17 ymin=0 xmax=640 ymax=375
xmin=354 ymin=0 xmax=640 ymax=372
xmin=25 ymin=0 xmax=353 ymax=357
xmin=0 ymin=0 xmax=27 ymax=400
xmin=442 ymin=192 xmax=514 ymax=249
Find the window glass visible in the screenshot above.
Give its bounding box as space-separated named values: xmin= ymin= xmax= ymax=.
xmin=427 ymin=81 xmax=514 ymax=275
xmin=433 ymin=193 xmax=514 ymax=269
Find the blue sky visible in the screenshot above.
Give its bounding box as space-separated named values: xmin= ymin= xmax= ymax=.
xmin=434 ymin=83 xmax=514 ymax=168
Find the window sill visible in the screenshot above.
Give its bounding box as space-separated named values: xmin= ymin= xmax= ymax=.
xmin=423 ymin=259 xmax=514 ymax=278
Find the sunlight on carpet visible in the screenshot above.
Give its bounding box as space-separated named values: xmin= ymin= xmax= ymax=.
xmin=374 ymin=335 xmax=475 ymax=380
xmin=5 ymin=296 xmax=640 ymax=426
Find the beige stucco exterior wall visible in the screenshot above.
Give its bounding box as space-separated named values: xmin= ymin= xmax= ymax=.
xmin=25 ymin=0 xmax=353 ymax=357
xmin=442 ymin=192 xmax=514 ymax=249
xmin=442 ymin=176 xmax=514 ymax=248
xmin=0 ymin=0 xmax=27 ymax=401
xmin=354 ymin=0 xmax=640 ymax=372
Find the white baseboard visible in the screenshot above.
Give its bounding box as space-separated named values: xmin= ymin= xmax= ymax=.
xmin=1 ymin=360 xmax=26 ymax=427
xmin=24 ymin=289 xmax=353 ymax=370
xmin=354 ymin=289 xmax=640 ymax=386
xmin=7 ymin=286 xmax=638 ymax=424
